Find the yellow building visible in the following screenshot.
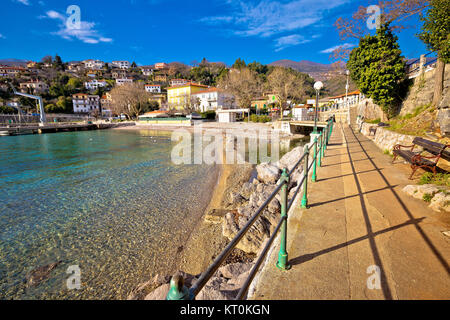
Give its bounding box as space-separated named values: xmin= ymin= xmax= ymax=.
xmin=167 ymin=82 xmax=209 ymax=110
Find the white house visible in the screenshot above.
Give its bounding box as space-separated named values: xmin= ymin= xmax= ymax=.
xmin=139 ymin=66 xmax=153 ymax=76
xmin=116 ymin=78 xmax=134 ymax=86
xmin=84 ymin=80 xmax=107 ymax=91
xmin=145 ymin=84 xmax=161 ymax=93
xmin=83 ymin=59 xmax=105 ymax=70
xmin=191 ymin=88 xmax=237 ymax=112
xmin=328 ymin=90 xmax=364 ymax=109
xmin=111 ymin=61 xmax=130 ymax=69
xmin=72 ymin=94 xmax=100 ymax=114
xmin=292 ymin=106 xmax=309 ymax=121
xmin=170 ymin=79 xmax=188 ymax=87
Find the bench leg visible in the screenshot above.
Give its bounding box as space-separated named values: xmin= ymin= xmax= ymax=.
xmin=409 ymin=166 xmax=418 ymax=180
xmin=392 ymin=154 xmax=398 ymax=164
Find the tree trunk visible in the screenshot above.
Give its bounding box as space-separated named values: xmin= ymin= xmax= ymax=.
xmin=432 ymin=58 xmax=445 ymax=108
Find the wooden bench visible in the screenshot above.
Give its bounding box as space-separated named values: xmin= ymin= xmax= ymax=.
xmin=393 ymin=137 xmax=450 ymax=179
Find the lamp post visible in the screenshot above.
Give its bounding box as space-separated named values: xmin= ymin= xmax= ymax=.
xmin=345 ymin=70 xmax=350 ymax=125
xmin=313 ymin=81 xmax=324 ymax=134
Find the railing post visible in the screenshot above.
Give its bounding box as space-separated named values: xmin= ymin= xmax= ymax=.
xmin=321 ymin=129 xmax=326 ymax=161
xmin=312 ymin=137 xmax=318 ymax=183
xmin=276 ymin=169 xmax=291 ymax=271
xmin=301 ymin=145 xmax=309 ymax=209
xmin=317 ymin=132 xmax=322 ymax=168
xmin=166 ymin=273 xmax=194 ymax=300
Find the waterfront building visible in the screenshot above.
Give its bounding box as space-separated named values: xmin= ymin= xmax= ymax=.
xmin=167 ymin=82 xmax=209 ymax=110
xmin=251 ymin=93 xmax=280 ymax=113
xmin=72 ymin=93 xmax=100 ymax=114
xmin=85 ymin=79 xmax=107 ymax=91
xmin=191 ymin=87 xmax=237 ymax=112
xmin=145 ymin=84 xmax=161 ymax=93
xmin=292 ymin=105 xmax=309 ymax=121
xmin=111 ymin=61 xmax=130 ymax=69
xmin=148 ymin=94 xmax=167 ymax=110
xmin=19 ymin=80 xmax=49 ymax=94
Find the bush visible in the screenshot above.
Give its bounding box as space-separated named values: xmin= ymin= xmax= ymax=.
xmin=419 ymin=173 xmax=450 ymax=187
xmin=423 ymin=193 xmax=434 ymax=203
xmin=366 ymin=118 xmax=381 ymax=124
xmin=248 ymin=114 xmax=271 ymax=123
xmin=201 ymin=110 xmax=216 ymax=120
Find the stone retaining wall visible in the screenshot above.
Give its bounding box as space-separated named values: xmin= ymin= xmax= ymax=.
xmin=360 ymin=122 xmax=415 ymax=153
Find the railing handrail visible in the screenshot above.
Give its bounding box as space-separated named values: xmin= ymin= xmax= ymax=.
xmin=166 ymin=117 xmax=335 ymax=301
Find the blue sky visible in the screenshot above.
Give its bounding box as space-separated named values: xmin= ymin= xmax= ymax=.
xmin=1 ymin=0 xmax=429 ymax=66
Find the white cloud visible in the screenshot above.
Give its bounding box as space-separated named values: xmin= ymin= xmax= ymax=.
xmin=320 ymin=43 xmax=355 ymax=54
xmin=274 ymin=35 xmax=310 ymax=52
xmin=14 ymin=0 xmax=30 ymax=5
xmin=202 ymin=0 xmax=350 ymax=38
xmin=42 ymin=10 xmax=113 ymax=44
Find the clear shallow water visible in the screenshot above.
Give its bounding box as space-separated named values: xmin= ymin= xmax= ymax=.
xmin=0 ymin=129 xmax=219 ymax=299
xmin=0 ymin=129 xmax=306 ymax=300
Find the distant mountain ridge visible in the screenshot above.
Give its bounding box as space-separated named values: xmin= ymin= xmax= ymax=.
xmin=0 ymin=59 xmax=29 ymax=67
xmin=269 ymin=60 xmax=332 ymax=72
xmin=269 ymin=59 xmax=345 ymax=81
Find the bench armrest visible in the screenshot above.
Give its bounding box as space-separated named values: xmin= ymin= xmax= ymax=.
xmin=394 ymin=144 xmax=415 ymax=151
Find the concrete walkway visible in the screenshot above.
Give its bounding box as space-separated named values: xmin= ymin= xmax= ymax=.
xmin=251 ymin=124 xmax=450 ymax=300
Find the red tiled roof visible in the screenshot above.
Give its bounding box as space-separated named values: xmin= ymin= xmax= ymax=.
xmin=192 ymin=87 xmax=221 ymax=95
xmin=167 ymin=82 xmax=208 ymax=89
xmin=328 ymin=90 xmax=361 ymax=99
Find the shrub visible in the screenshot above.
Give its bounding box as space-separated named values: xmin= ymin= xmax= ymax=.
xmin=419 ymin=173 xmax=450 ymax=187
xmin=423 ymin=193 xmax=434 ymax=203
xmin=366 ymin=118 xmax=381 ymax=124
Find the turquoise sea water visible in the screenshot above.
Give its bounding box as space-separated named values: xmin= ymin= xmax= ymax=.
xmin=0 ymin=129 xmax=219 ymax=299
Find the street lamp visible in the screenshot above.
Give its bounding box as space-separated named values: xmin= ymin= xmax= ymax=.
xmin=313 ymin=81 xmax=324 ymax=134
xmin=345 ymin=70 xmax=350 ymax=124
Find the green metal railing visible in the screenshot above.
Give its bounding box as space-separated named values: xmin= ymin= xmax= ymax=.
xmin=167 ymin=118 xmax=335 ymax=300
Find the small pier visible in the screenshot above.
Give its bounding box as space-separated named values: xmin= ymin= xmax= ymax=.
xmin=0 ymin=122 xmax=133 ymax=136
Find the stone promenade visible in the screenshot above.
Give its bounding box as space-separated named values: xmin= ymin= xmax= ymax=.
xmin=250 ymin=124 xmax=450 ymax=300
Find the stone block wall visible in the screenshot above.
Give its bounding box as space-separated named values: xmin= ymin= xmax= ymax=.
xmin=360 ymin=123 xmax=416 ymax=153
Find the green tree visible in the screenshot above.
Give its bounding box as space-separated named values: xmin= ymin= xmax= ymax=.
xmin=56 ymin=96 xmax=73 ymax=113
xmin=66 ymin=77 xmax=83 ymax=93
xmin=232 ymin=58 xmax=246 ymax=70
xmin=53 ymin=55 xmax=65 ymax=71
xmin=347 ymin=24 xmax=406 ymax=118
xmin=45 ymin=103 xmax=64 ymax=113
xmin=418 ymin=0 xmax=450 ymax=107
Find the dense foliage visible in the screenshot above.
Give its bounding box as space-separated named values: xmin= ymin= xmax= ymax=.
xmin=347 ymin=25 xmax=406 ymax=118
xmin=419 ymin=0 xmax=450 ymax=63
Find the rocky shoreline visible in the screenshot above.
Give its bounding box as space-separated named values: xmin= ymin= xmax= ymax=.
xmin=128 ymin=144 xmax=307 ymax=300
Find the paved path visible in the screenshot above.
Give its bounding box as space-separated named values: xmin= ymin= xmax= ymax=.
xmin=251 ymin=124 xmax=450 ymax=300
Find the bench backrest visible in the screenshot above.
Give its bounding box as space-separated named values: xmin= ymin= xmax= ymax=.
xmin=413 ymin=137 xmax=450 ymax=160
